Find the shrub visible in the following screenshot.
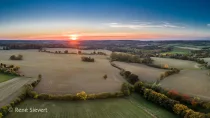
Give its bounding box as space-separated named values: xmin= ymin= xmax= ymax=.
xmin=103 ymin=74 xmax=107 ymax=80
xmin=121 ymin=83 xmax=130 ymax=96
xmin=38 ymin=94 xmax=52 ymax=100
xmin=127 ymin=73 xmax=139 ymax=84
xmin=95 ymin=92 xmax=112 ymax=99
xmin=10 ymin=54 xmax=23 ymax=60
xmin=64 ymin=50 xmax=68 ymax=54
xmin=0 ymin=113 xmax=3 ymax=118
xmin=124 ymin=71 xmax=131 ymax=78
xmin=173 ymin=104 xmax=189 ymax=115
xmin=76 ymin=91 xmax=87 ymax=100
xmin=87 ymin=94 xmax=96 ymax=100
xmin=38 ymin=74 xmax=42 ymax=79
xmin=81 ymin=56 xmax=95 ymax=62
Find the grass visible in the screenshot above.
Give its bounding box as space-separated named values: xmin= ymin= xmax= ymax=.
xmin=161 ymin=47 xmax=191 ymax=55
xmin=6 ymin=94 xmax=177 ymax=118
xmin=0 ymin=74 xmax=16 ymax=83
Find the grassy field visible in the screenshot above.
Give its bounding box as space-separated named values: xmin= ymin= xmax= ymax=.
xmin=151 ymin=57 xmax=201 ymax=70
xmin=113 ymin=61 xmax=166 ymax=83
xmin=160 ymin=70 xmax=210 ymax=100
xmin=161 ymin=47 xmax=190 ymax=55
xmin=0 ymin=49 xmax=124 ymax=94
xmin=0 ymin=74 xmax=16 ymax=83
xmin=6 ymin=94 xmax=177 ymax=118
xmin=160 ymin=46 xmax=201 ymax=55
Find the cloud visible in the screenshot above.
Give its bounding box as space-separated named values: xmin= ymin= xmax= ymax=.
xmin=107 ymin=22 xmax=185 ymax=29
xmin=207 ymin=24 xmax=210 ymax=27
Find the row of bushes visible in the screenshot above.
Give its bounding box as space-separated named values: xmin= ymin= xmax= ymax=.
xmin=9 ymin=54 xmax=23 ymax=60
xmin=110 ymin=52 xmax=153 ymax=64
xmin=134 ymin=81 xmax=210 ymax=118
xmin=110 ymin=62 xmax=124 ymax=70
xmin=81 ymin=56 xmax=95 ymax=62
xmin=0 ymin=77 xmax=41 ymax=118
xmin=120 ymin=70 xmax=140 ymax=84
xmin=144 ymin=83 xmax=210 ymax=111
xmin=173 ymin=104 xmax=210 ymax=118
xmin=28 ymin=91 xmax=125 ymax=101
xmin=158 ymin=54 xmax=207 ymax=65
xmin=91 ymin=51 xmax=107 ymax=55
xmin=158 ymin=68 xmax=180 ymax=82
xmin=27 ymin=82 xmax=132 ymax=101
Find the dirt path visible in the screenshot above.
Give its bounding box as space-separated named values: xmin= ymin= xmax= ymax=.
xmin=0 ymin=77 xmax=37 ymax=107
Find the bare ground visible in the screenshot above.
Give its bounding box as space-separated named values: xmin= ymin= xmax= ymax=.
xmin=0 ymin=49 xmax=124 ymax=94
xmin=113 ymin=61 xmax=167 ymax=83
xmin=160 ymin=70 xmax=210 ymax=100
xmin=151 ymin=57 xmax=201 ymax=70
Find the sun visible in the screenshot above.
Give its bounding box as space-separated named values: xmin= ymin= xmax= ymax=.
xmin=69 ymin=34 xmax=78 ymax=40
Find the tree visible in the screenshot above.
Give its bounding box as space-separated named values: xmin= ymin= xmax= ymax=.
xmin=128 ymin=74 xmax=139 ymax=84
xmin=103 ymin=74 xmax=107 ymax=80
xmin=124 ymin=71 xmax=131 ymax=78
xmin=64 ymin=50 xmax=68 ymax=54
xmin=76 ymin=91 xmax=87 ymax=100
xmin=9 ymin=54 xmax=23 ymax=60
xmin=10 ymin=55 xmax=16 ymax=60
xmin=38 ymin=74 xmax=42 ymax=79
xmin=121 ymin=83 xmax=131 ymax=96
xmin=78 ymin=50 xmax=82 ymax=54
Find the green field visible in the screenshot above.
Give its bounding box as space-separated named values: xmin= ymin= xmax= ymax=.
xmin=0 ymin=74 xmax=16 ymax=83
xmin=6 ymin=94 xmax=177 ymax=118
xmin=161 ymin=47 xmax=191 ymax=55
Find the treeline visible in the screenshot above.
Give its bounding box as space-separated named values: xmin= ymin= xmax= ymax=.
xmin=90 ymin=51 xmax=107 ymax=55
xmin=81 ymin=56 xmax=95 ymax=62
xmin=27 ymin=91 xmax=125 ymax=101
xmin=39 ymin=49 xmax=107 ymax=56
xmin=159 ymin=54 xmax=207 ymax=64
xmin=110 ymin=52 xmax=153 ymax=64
xmin=0 ymin=63 xmax=21 ymax=76
xmin=158 ymin=68 xmax=180 ymax=82
xmin=9 ymin=54 xmax=23 ymax=60
xmin=145 ymin=84 xmax=210 ymax=112
xmin=0 ymin=77 xmax=41 ymax=118
xmin=134 ymin=82 xmax=210 ymax=118
xmin=27 ymin=82 xmax=133 ymax=101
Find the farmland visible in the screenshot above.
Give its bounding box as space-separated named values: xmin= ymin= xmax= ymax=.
xmin=113 ymin=61 xmax=166 ymax=83
xmin=6 ymin=94 xmax=177 ymax=118
xmin=0 ymin=49 xmax=124 ymax=94
xmin=0 ymin=74 xmax=16 ymax=83
xmin=160 ymin=70 xmax=210 ymax=100
xmin=151 ymin=57 xmax=201 ymax=70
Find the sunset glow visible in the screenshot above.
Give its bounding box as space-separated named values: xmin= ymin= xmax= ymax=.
xmin=69 ymin=34 xmax=78 ymax=40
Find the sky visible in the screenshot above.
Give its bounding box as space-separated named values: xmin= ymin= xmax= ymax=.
xmin=0 ymin=0 xmax=210 ymax=40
